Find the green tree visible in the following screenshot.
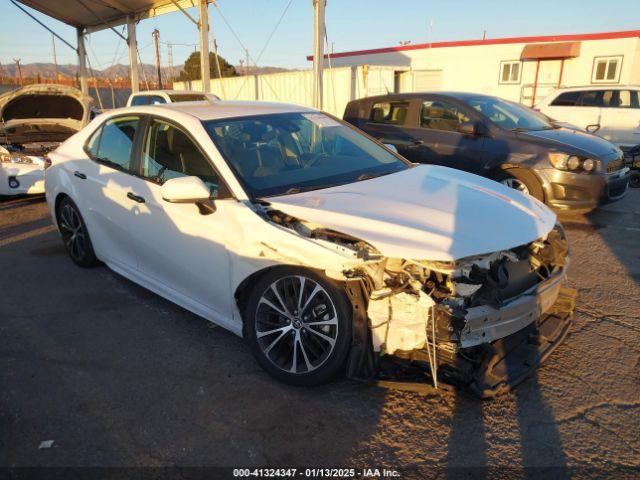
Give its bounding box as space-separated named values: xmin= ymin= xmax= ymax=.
xmin=178 ymin=51 xmax=237 ymax=81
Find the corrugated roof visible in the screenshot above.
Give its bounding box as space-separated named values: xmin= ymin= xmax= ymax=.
xmin=16 ymin=0 xmax=202 ymax=31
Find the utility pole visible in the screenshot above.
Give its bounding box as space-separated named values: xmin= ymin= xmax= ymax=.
xmin=212 ymin=37 xmax=223 ymax=79
xmin=14 ymin=58 xmax=23 ymax=85
xmin=312 ymin=0 xmax=326 ymax=109
xmin=167 ymin=42 xmax=174 ymax=85
xmin=198 ymin=0 xmax=211 ymax=92
xmin=245 ymin=48 xmax=249 ymax=76
xmin=238 ymin=59 xmax=244 ymax=76
xmin=152 ymin=29 xmax=163 ymax=89
xmin=52 ymin=34 xmax=59 ymax=81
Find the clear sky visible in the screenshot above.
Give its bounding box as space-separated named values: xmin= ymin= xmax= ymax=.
xmin=0 ymin=0 xmax=639 ymax=71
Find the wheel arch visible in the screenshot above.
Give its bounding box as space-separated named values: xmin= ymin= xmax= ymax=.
xmin=493 ymin=165 xmax=547 ymax=203
xmin=234 ymin=264 xmax=343 ymax=325
xmin=53 ymin=192 xmax=71 ymax=221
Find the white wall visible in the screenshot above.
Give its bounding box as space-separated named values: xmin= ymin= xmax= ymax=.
xmin=174 ymin=65 xmax=399 ymax=117
xmin=328 ymin=37 xmax=640 ymax=104
xmin=174 ymin=37 xmax=640 ymax=115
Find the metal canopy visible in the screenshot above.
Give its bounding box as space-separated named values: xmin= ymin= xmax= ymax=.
xmin=16 ymin=0 xmax=200 ymax=33
xmin=15 ymin=0 xmax=212 ymax=97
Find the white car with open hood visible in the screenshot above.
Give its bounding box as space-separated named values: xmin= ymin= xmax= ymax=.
xmin=0 ymin=84 xmax=94 ymax=196
xmin=45 ymin=101 xmax=575 ymax=397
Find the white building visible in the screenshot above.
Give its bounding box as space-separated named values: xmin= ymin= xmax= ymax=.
xmin=175 ymin=30 xmax=640 ymax=117
xmin=317 ymin=30 xmax=640 ymax=106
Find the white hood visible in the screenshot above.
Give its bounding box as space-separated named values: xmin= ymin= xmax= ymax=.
xmin=268 ymin=165 xmax=556 ymax=261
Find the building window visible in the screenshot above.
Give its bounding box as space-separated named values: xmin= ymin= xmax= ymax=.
xmin=592 ymin=56 xmax=622 ymax=83
xmin=499 ymin=61 xmax=522 ymax=84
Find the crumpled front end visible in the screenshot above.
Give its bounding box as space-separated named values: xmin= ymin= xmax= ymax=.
xmin=345 ymin=223 xmax=575 ymax=397
xmin=263 ymin=202 xmax=575 ymax=397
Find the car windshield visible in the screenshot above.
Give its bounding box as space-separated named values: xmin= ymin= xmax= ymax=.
xmin=467 ymin=97 xmax=553 ymax=131
xmin=203 ymin=112 xmax=408 ymax=198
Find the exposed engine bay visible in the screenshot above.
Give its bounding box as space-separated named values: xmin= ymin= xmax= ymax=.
xmin=264 ymin=205 xmax=576 ymax=397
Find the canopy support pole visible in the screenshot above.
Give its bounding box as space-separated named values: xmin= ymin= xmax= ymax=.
xmin=77 ymin=27 xmax=89 ymax=95
xmin=127 ymin=16 xmax=139 ymax=93
xmin=312 ymin=0 xmax=326 ymax=109
xmin=198 ymin=0 xmax=211 ymax=93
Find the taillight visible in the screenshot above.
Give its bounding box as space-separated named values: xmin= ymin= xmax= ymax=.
xmin=43 ymin=156 xmax=52 ymax=169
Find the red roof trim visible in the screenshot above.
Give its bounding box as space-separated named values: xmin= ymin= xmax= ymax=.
xmin=306 ymin=30 xmax=640 ymax=61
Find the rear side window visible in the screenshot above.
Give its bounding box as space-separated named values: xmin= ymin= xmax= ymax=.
xmin=131 ymin=95 xmax=166 ymax=106
xmin=551 ymin=91 xmax=580 ymax=106
xmin=369 ymin=102 xmax=409 ymax=125
xmin=616 ymin=90 xmax=640 ymax=108
xmin=421 ymin=100 xmax=470 ymax=132
xmin=86 ymin=116 xmax=140 ymax=171
xmin=141 ymin=119 xmax=230 ymax=198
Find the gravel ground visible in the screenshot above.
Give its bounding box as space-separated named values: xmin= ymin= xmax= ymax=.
xmin=1 ymin=191 xmax=639 ymax=479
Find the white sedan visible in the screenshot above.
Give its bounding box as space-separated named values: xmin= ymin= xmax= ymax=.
xmin=45 ymin=101 xmax=573 ymax=395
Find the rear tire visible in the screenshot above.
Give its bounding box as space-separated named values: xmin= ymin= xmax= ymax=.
xmin=496 ymin=168 xmax=544 ymax=202
xmin=244 ymin=267 xmax=352 ymax=386
xmin=629 ymin=171 xmax=640 ymax=188
xmin=57 ymin=197 xmax=99 ymax=268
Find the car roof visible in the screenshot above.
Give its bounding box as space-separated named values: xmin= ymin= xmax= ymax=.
xmin=130 ymin=90 xmax=212 ymax=96
xmin=551 ymin=85 xmax=640 ymax=92
xmin=122 ymin=100 xmax=316 ymax=121
xmin=349 ymin=91 xmax=500 ymax=104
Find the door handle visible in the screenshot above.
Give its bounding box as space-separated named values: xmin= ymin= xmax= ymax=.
xmin=127 ymin=192 xmax=145 ymax=204
xmin=410 ymin=139 xmax=425 ymax=146
xmin=74 ymin=171 xmax=87 ymax=179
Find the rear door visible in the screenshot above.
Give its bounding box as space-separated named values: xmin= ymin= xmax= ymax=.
xmin=598 ymin=89 xmax=640 ymax=146
xmin=73 ymin=115 xmax=143 ymax=269
xmin=357 ymin=99 xmax=420 ymax=160
xmin=405 ymin=96 xmax=486 ymax=173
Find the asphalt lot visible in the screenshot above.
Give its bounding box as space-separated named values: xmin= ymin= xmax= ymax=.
xmin=1 ymin=190 xmax=639 ymax=478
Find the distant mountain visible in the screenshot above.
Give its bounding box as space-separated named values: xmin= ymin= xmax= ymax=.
xmin=0 ymin=62 xmax=294 ymax=81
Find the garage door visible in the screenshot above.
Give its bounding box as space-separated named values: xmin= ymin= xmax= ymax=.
xmin=413 ymin=70 xmax=443 ymax=92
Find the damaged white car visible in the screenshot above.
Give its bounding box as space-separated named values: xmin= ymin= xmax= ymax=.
xmin=0 ymin=84 xmax=94 ymax=196
xmin=45 ymin=102 xmax=576 ymax=397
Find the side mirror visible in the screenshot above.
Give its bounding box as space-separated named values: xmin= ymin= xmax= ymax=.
xmin=161 ymin=176 xmax=216 ymax=214
xmin=586 ymin=124 xmax=601 ymax=134
xmin=383 ymin=143 xmax=398 ymax=153
xmin=459 ymin=121 xmax=478 ymax=136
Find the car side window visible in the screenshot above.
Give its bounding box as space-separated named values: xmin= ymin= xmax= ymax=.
xmin=85 ymin=116 xmax=140 ymax=171
xmin=550 ymin=91 xmax=580 ymax=106
xmin=131 ymin=96 xmax=150 ymax=106
xmin=578 ymin=90 xmax=604 ymax=107
xmin=369 ymin=101 xmax=409 ymax=125
xmin=420 ymin=100 xmax=470 ymax=132
xmin=614 ymin=90 xmax=639 ymax=109
xmin=141 ymin=119 xmax=230 ymax=198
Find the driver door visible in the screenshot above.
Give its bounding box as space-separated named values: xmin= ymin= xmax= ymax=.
xmin=124 ymin=117 xmax=236 ymax=320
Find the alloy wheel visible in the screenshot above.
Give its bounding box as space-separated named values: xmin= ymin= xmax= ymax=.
xmin=59 ymin=204 xmax=86 ymax=262
xmin=501 ymin=177 xmax=530 ymax=195
xmin=254 ymin=275 xmax=339 ymax=375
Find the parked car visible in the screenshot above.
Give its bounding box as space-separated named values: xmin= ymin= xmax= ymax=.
xmin=126 ymin=89 xmax=220 ymax=106
xmin=46 ymin=101 xmax=574 ymax=396
xmin=537 ymin=86 xmax=640 ymax=148
xmin=0 ymin=84 xmax=94 ymax=196
xmin=344 ymin=92 xmax=629 ymax=211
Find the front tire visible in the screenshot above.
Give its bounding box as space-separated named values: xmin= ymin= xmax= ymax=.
xmin=244 ymin=267 xmax=352 ymax=386
xmin=57 ymin=197 xmax=99 ymax=268
xmin=496 ymin=168 xmax=544 ymax=202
